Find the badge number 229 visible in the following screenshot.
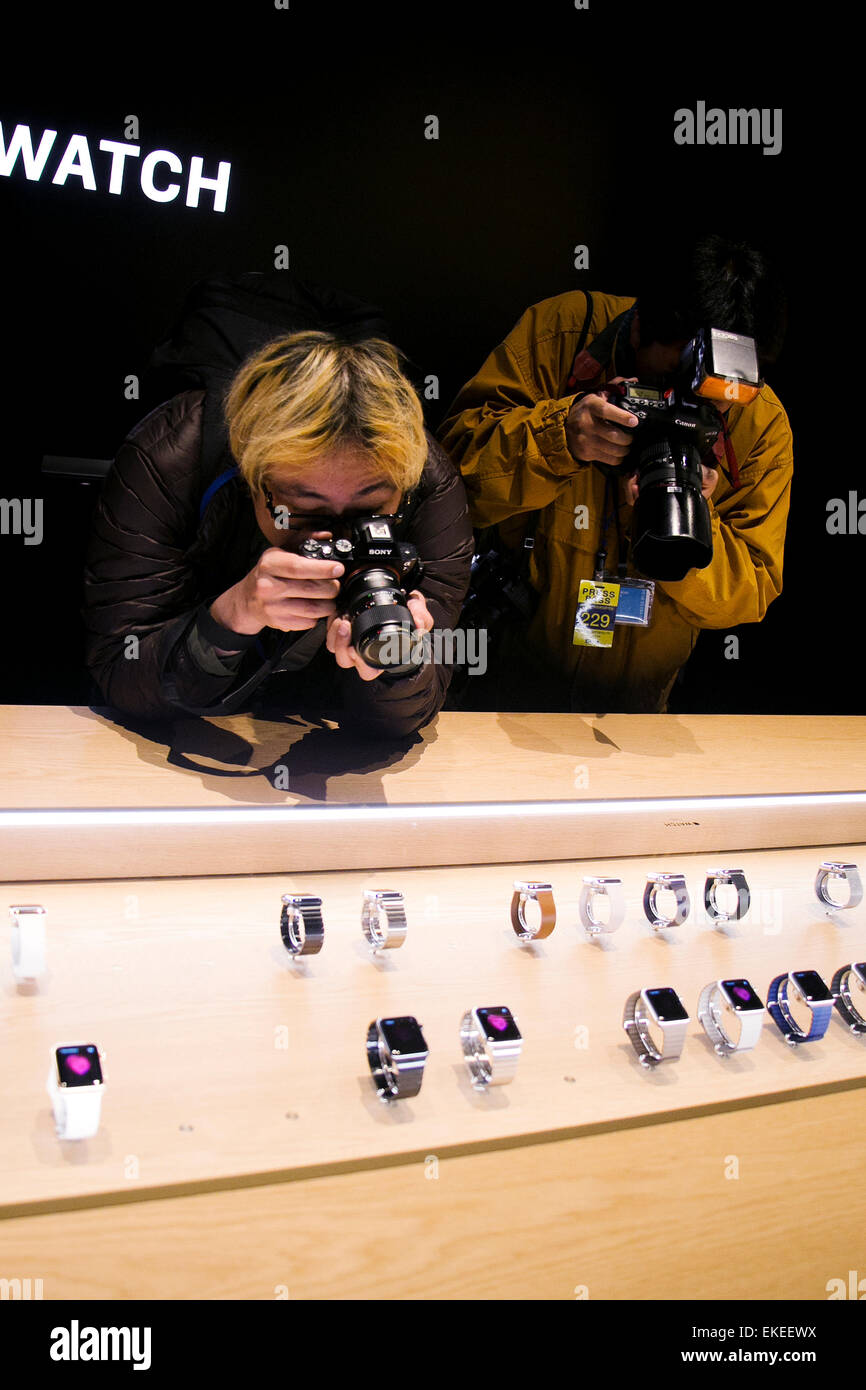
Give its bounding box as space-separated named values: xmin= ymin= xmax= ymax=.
xmin=573 ymin=580 xmax=620 ymax=649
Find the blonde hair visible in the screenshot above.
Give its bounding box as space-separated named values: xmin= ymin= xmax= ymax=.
xmin=223 ymin=330 xmax=427 ymax=497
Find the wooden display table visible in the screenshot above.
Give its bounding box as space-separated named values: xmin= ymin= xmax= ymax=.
xmin=1 ymin=709 xmax=865 ymax=1299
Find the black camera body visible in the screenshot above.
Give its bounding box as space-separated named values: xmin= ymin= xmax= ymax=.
xmin=603 ymin=327 xmax=761 ymax=582
xmin=300 ymin=517 xmax=424 ymax=673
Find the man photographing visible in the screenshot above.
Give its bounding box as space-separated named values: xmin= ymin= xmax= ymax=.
xmin=439 ymin=234 xmax=792 ymax=713
xmin=83 ymin=330 xmax=473 ymax=734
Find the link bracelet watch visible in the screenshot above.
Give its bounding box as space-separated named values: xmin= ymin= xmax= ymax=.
xmin=831 ymin=962 xmax=866 ymax=1034
xmin=766 ymin=969 xmax=835 ymax=1045
xmin=361 ymin=890 xmax=407 ymax=954
xmin=280 ymin=894 xmax=325 ymax=957
xmin=814 ymin=862 xmax=863 ymax=912
xmin=366 ymin=1016 xmax=429 ymax=1101
xmin=622 ymin=987 xmax=690 ymax=1067
xmin=46 ymin=1043 xmax=105 ymax=1140
xmin=643 ymin=873 xmax=690 ymax=930
xmin=703 ymin=869 xmax=751 ymax=924
xmin=697 ymin=978 xmax=765 ymax=1055
xmin=460 ymin=1006 xmax=523 ymax=1087
xmin=511 ymin=881 xmax=556 ymax=942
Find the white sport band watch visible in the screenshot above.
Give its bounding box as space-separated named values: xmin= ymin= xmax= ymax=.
xmin=578 ymin=877 xmax=625 ymax=937
xmin=47 ymin=1044 xmax=105 ymax=1140
xmin=361 ymin=890 xmax=407 ymax=953
xmin=9 ymin=904 xmax=46 ymax=981
xmin=697 ymin=978 xmax=765 ymax=1055
xmin=622 ymin=987 xmax=690 ymax=1067
xmin=459 ymin=1006 xmax=523 ymax=1087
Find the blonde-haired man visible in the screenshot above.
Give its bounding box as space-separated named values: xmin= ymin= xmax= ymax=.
xmin=83 ymin=331 xmax=473 ymax=735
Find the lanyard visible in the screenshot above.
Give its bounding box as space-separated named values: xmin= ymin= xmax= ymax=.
xmin=593 ymin=471 xmax=629 ymax=581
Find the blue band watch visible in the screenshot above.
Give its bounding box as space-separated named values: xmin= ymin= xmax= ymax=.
xmin=767 ymin=970 xmax=834 ymax=1045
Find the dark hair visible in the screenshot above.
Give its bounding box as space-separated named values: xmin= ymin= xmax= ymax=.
xmin=636 ymin=233 xmax=787 ymax=366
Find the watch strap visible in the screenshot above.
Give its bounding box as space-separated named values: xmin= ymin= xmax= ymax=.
xmin=280 ymin=895 xmax=325 ymax=956
xmin=511 ymin=883 xmax=556 ymax=941
xmin=704 ymin=870 xmax=750 ymax=922
xmin=643 ymin=875 xmax=690 ymax=929
xmin=831 ymin=964 xmax=866 ymax=1034
xmin=366 ymin=1021 xmax=425 ymax=1101
xmin=362 ymin=890 xmax=408 ymax=951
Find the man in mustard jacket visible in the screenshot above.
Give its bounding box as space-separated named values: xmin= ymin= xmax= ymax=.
xmin=438 ymin=235 xmax=792 ymax=712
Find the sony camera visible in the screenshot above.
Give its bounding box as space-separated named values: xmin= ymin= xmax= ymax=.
xmin=300 ymin=517 xmax=424 ymax=673
xmin=607 ymin=327 xmax=761 ymax=582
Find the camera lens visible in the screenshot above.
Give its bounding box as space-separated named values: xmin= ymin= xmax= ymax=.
xmin=631 ymin=441 xmax=713 ymax=581
xmin=342 ymin=567 xmax=418 ymax=672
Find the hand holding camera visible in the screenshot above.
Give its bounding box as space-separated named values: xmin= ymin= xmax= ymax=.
xmin=211 ymin=547 xmax=345 ymax=637
xmin=566 ymin=380 xmax=639 ymax=466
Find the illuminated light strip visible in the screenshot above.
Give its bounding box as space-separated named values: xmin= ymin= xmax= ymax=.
xmin=0 ymin=792 xmax=865 ymax=830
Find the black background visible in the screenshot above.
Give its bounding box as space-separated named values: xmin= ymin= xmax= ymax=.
xmin=1 ymin=1 xmax=852 ymax=712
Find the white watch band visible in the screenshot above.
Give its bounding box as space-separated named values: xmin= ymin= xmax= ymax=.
xmin=46 ymin=1065 xmax=103 ymax=1140
xmin=578 ymin=877 xmax=625 ymax=937
xmin=9 ymin=904 xmax=46 ymax=981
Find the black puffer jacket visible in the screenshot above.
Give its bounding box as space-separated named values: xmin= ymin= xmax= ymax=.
xmin=82 ymin=389 xmax=474 ymax=735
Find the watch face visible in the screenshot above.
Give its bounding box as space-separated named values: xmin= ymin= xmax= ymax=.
xmin=721 ymin=979 xmax=764 ymax=1013
xmin=56 ymin=1045 xmax=103 ymax=1088
xmin=477 ymin=1006 xmax=522 ymax=1043
xmin=380 ymin=1016 xmax=427 ymax=1056
xmin=853 ymin=962 xmax=866 ymax=983
xmin=792 ymin=970 xmax=833 ymax=1004
xmin=645 ymin=988 xmax=689 ymax=1023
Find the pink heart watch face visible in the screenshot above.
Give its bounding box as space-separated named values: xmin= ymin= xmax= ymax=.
xmin=66 ymin=1054 xmax=92 ymax=1076
xmin=488 ymin=1014 xmax=508 ymax=1032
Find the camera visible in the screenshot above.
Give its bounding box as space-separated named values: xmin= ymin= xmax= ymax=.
xmin=300 ymin=517 xmax=424 ymax=673
xmin=607 ymin=327 xmax=761 ymax=582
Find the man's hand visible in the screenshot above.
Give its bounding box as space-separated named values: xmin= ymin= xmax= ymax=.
xmin=566 ymin=378 xmax=639 ymax=465
xmin=326 ymin=590 xmax=435 ymax=681
xmin=210 ymin=547 xmax=345 ymax=636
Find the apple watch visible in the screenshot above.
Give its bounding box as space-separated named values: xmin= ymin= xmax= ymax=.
xmin=361 ymin=890 xmax=407 ymax=954
xmin=697 ymin=978 xmax=765 ymax=1055
xmin=460 ymin=1005 xmax=522 ymax=1087
xmin=622 ymin=987 xmax=689 ymax=1067
xmin=814 ymin=862 xmax=863 ymax=912
xmin=831 ymin=962 xmax=866 ymax=1035
xmin=642 ymin=873 xmax=690 ymax=930
xmin=703 ymin=869 xmax=750 ymax=924
xmin=578 ymin=877 xmax=625 ymax=937
xmin=366 ymin=1015 xmax=428 ymax=1101
xmin=9 ymin=904 xmax=46 ymax=981
xmin=767 ymin=969 xmax=835 ymax=1045
xmin=511 ymin=881 xmax=556 ymax=942
xmin=46 ymin=1044 xmax=104 ymax=1140
xmin=280 ymin=894 xmax=325 ymax=957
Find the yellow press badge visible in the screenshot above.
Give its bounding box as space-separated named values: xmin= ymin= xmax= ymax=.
xmin=573 ymin=579 xmax=620 ymax=648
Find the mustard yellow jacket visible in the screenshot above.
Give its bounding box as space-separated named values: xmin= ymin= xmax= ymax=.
xmin=438 ymin=291 xmax=793 ymax=712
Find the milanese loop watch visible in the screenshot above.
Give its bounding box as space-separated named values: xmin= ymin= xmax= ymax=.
xmin=361 ymin=890 xmax=407 ymax=953
xmin=46 ymin=1044 xmax=105 ymax=1140
xmin=697 ymin=978 xmax=765 ymax=1055
xmin=767 ymin=969 xmax=835 ymax=1045
xmin=831 ymin=962 xmax=866 ymax=1034
xmin=643 ymin=873 xmax=690 ymax=930
xmin=366 ymin=1016 xmax=428 ymax=1101
xmin=814 ymin=862 xmax=863 ymax=912
xmin=9 ymin=904 xmax=46 ymax=981
xmin=578 ymin=877 xmax=625 ymax=937
xmin=622 ymin=987 xmax=690 ymax=1067
xmin=460 ymin=1006 xmax=523 ymax=1088
xmin=511 ymin=881 xmax=556 ymax=942
xmin=280 ymin=894 xmax=325 ymax=957
xmin=703 ymin=869 xmax=751 ymax=924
